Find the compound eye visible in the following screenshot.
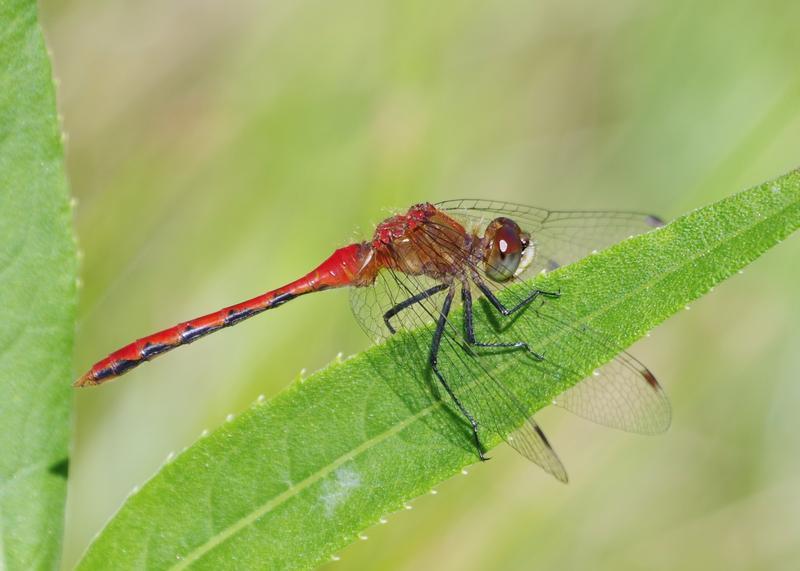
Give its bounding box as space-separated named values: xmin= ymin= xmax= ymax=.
xmin=484 ymin=217 xmax=523 ymax=282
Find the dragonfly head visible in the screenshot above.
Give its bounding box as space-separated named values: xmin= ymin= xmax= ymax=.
xmin=483 ymin=217 xmax=532 ymax=282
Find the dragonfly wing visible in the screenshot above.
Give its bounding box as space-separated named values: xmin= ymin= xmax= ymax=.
xmin=421 ymin=222 xmax=669 ymax=433
xmin=349 ymin=209 xmax=667 ymax=481
xmin=409 ymin=227 xmax=570 ymax=480
xmin=350 ymin=233 xmax=569 ymax=481
xmin=464 ymin=259 xmax=672 ymax=435
xmin=420 ymin=208 xmax=672 ymax=435
xmin=508 ymin=418 xmax=568 ymax=482
xmin=350 ymin=266 xmax=446 ymax=342
xmin=436 ymin=199 xmax=664 ymax=279
xmin=553 ymin=352 xmax=671 ymax=434
xmin=419 ymin=289 xmax=569 ymax=481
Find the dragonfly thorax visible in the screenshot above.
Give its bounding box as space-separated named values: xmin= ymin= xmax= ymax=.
xmin=370 ymin=204 xmax=477 ymax=280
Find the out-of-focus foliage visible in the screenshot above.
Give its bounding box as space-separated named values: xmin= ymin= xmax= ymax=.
xmin=76 ymin=173 xmax=799 ymax=570
xmin=43 ymin=0 xmax=800 ymax=568
xmin=0 ymin=0 xmax=77 ymax=568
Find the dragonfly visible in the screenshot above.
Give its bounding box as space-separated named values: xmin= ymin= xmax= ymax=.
xmin=76 ymin=200 xmax=671 ymax=482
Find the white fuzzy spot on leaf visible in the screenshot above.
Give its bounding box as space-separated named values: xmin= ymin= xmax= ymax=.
xmin=319 ymin=466 xmax=362 ymax=517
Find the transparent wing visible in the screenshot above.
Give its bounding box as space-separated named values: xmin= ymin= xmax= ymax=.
xmin=436 ymin=199 xmax=664 ymax=278
xmin=351 ymin=237 xmax=568 ymax=481
xmin=350 ymin=264 xmax=446 ymax=343
xmin=349 ymin=209 xmax=669 ymax=480
xmin=417 ymin=219 xmax=671 ymax=435
xmin=554 ymin=354 xmax=671 ymax=434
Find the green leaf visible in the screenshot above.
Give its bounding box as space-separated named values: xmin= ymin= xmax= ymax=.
xmin=76 ymin=169 xmax=799 ymax=570
xmin=0 ymin=1 xmax=77 ymax=568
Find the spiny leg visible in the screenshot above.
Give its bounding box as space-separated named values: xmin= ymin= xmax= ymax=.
xmin=383 ymin=283 xmax=449 ymax=334
xmin=461 ymin=285 xmax=544 ymax=361
xmin=472 ymin=272 xmax=559 ymax=316
xmin=429 ymin=285 xmax=488 ymax=461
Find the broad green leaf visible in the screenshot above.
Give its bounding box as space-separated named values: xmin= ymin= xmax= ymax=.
xmin=0 ymin=1 xmax=77 ymax=568
xmin=77 ymin=169 xmax=799 ymax=570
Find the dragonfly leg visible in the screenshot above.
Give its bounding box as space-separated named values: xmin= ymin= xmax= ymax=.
xmin=430 ymin=285 xmax=489 ymax=461
xmin=383 ymin=283 xmax=448 ymax=334
xmin=472 ymin=273 xmax=559 ymax=317
xmin=461 ymin=286 xmax=544 ymax=361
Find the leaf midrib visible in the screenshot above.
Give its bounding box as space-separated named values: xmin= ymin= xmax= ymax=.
xmin=170 ymin=404 xmax=435 ymax=569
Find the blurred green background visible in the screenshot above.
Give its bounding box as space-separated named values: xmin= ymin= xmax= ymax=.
xmin=41 ymin=0 xmax=800 ymax=568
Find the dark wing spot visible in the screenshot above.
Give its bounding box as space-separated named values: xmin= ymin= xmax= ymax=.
xmin=643 ymin=369 xmax=660 ymax=390
xmin=645 ymin=215 xmax=665 ymax=228
xmin=533 ymin=424 xmax=553 ymax=446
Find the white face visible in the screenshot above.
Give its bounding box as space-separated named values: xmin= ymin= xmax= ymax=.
xmin=514 ymin=237 xmax=536 ymax=278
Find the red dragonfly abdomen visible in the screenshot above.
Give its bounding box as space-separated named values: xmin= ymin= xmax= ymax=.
xmin=75 ymin=242 xmax=375 ymax=387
